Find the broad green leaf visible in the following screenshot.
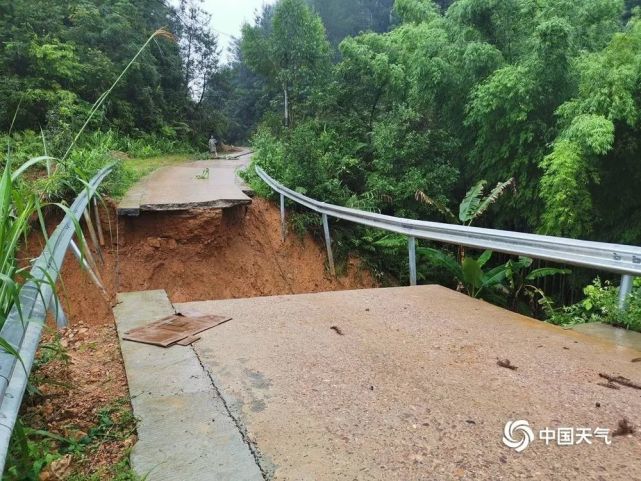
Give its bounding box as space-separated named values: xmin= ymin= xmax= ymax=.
xmin=473 ymin=178 xmax=514 ymax=221
xmin=477 ymin=250 xmax=492 ymax=267
xmin=526 ymin=267 xmax=571 ymax=281
xmin=462 ymin=258 xmax=483 ymax=289
xmin=11 ymin=156 xmax=57 ymax=181
xmin=417 ymin=247 xmax=462 ymax=278
xmin=459 ymin=180 xmax=486 ymax=223
xmin=483 ymin=264 xmax=509 ymax=287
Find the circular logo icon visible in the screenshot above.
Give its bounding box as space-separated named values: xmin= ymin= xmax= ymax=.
xmin=503 ymin=420 xmax=534 ymax=453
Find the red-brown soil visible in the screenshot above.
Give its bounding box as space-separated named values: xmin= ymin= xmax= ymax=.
xmin=116 ymin=198 xmax=376 ymax=302
xmin=59 ymin=197 xmax=376 ymax=327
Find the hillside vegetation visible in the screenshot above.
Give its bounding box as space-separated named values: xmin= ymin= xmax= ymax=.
xmin=2 ymin=2 xmax=641 ymax=478
xmin=238 ymin=0 xmax=641 ymax=327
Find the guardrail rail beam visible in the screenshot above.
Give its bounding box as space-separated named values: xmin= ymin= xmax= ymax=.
xmin=0 ymin=165 xmax=113 ymax=472
xmin=255 ymin=165 xmax=640 ymax=304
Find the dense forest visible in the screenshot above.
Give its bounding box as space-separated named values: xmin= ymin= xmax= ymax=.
xmin=2 ymin=0 xmax=641 ymax=325
xmin=0 ymin=0 xmax=222 ymax=145
xmin=239 ymin=0 xmax=641 ymax=244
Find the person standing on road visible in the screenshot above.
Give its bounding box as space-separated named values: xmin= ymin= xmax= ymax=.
xmin=209 ymin=135 xmax=217 ymax=158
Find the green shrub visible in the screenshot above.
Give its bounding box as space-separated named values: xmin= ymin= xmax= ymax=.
xmin=117 ymin=133 xmax=187 ymax=159
xmin=242 ymin=127 xmax=286 ymax=198
xmin=289 ymin=211 xmax=322 ymax=238
xmin=1 ymin=127 xmax=196 ymax=203
xmin=549 ymin=278 xmax=641 ymax=331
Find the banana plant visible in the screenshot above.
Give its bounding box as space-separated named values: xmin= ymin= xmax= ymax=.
xmin=418 ymin=247 xmax=569 ymax=311
xmin=498 ymin=257 xmax=570 ymax=315
xmin=417 ymin=247 xmax=509 ymax=299
xmin=416 ymin=178 xmax=515 ymax=262
xmin=416 ymin=178 xmax=515 ymax=227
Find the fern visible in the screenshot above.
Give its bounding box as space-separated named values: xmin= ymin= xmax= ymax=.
xmin=373 ymin=234 xmax=408 ymax=249
xmin=417 ymin=246 xmax=462 ymax=279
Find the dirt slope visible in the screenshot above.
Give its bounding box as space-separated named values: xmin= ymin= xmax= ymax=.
xmin=60 ymin=197 xmax=376 ymax=328
xmin=115 ymin=198 xmax=376 ymax=303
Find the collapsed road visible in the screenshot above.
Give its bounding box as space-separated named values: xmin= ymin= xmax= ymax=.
xmin=107 ymin=153 xmax=641 ymax=481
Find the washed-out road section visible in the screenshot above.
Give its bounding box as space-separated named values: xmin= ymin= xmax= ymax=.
xmin=116 ymin=285 xmax=641 ymax=481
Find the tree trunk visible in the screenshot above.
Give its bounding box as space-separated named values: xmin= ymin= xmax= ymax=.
xmin=283 ymin=84 xmax=289 ymax=127
xmin=185 ymin=32 xmax=193 ymax=88
xmin=197 ymin=71 xmax=207 ymax=106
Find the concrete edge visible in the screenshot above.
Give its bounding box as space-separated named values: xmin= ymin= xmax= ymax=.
xmin=114 ymin=290 xmax=266 ymax=481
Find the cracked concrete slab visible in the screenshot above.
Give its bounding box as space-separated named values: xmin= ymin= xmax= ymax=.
xmin=114 ymin=290 xmax=263 ymax=481
xmin=175 ymin=285 xmax=641 ymax=481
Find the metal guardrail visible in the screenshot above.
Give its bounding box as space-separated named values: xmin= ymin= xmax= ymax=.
xmin=256 ymin=166 xmax=640 ymax=308
xmin=0 ymin=165 xmax=113 ymax=472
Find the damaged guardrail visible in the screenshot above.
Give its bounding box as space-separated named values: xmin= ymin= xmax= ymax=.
xmin=0 ymin=165 xmax=113 ymax=472
xmin=256 ymin=165 xmax=640 ymax=309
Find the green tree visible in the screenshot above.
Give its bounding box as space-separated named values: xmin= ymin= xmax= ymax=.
xmin=241 ymin=0 xmax=331 ymax=127
xmin=0 ymin=0 xmax=219 ymax=146
xmin=306 ymin=0 xmax=396 ymax=46
xmin=178 ymin=0 xmax=220 ymax=102
xmin=541 ymin=18 xmax=641 ymax=242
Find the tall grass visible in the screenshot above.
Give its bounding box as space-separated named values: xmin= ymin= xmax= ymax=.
xmin=0 ymin=160 xmax=43 ymax=323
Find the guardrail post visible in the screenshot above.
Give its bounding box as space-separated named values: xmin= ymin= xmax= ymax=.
xmin=280 ymin=193 xmax=286 ymax=241
xmin=93 ymin=198 xmax=105 ymax=247
xmin=49 ymin=293 xmax=68 ymax=329
xmin=256 ymin=165 xmax=641 ymax=301
xmin=0 ymin=165 xmax=114 ymax=473
xmin=408 ymin=236 xmax=417 ymax=286
xmin=618 ymin=275 xmax=634 ymax=310
xmin=83 ymin=208 xmax=103 ymax=263
xmin=322 ymin=214 xmax=336 ymax=276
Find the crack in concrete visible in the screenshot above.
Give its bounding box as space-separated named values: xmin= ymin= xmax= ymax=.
xmin=191 ymin=345 xmax=273 ymax=481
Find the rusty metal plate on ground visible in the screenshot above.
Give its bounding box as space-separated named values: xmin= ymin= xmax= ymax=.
xmin=123 ymin=314 xmax=230 ymax=347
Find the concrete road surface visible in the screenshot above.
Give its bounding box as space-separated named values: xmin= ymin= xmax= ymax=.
xmin=162 ymin=285 xmax=641 ymax=481
xmin=114 ymin=290 xmax=264 ymax=481
xmin=118 ymin=150 xmax=253 ymax=215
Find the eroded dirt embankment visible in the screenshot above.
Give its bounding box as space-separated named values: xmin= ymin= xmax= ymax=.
xmin=66 ymin=197 xmax=376 ymax=325
xmin=115 ymin=198 xmax=375 ymax=303
xmin=18 ymin=198 xmax=377 ymax=478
